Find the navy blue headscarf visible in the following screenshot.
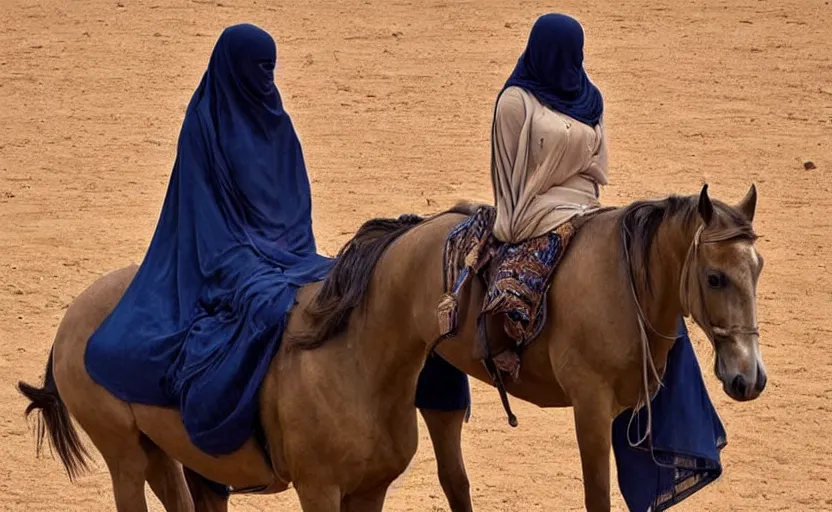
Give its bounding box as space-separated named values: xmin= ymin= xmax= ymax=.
xmin=502 ymin=13 xmax=603 ymax=126
xmin=85 ymin=23 xmax=332 ymax=454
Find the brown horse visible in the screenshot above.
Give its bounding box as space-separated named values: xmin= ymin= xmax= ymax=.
xmin=406 ymin=184 xmax=768 ymax=511
xmin=17 ymin=184 xmax=765 ymax=511
xmin=15 ymin=261 xmax=470 ymax=511
xmin=17 ymin=210 xmax=474 ymax=512
xmin=297 ymin=182 xmax=766 ymax=511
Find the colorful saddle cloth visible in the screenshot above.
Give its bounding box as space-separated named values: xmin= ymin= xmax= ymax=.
xmin=437 ymin=205 xmax=575 ymax=377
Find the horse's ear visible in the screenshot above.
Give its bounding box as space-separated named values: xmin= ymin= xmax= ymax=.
xmin=736 ymin=183 xmax=757 ymax=224
xmin=698 ymin=184 xmax=714 ymax=226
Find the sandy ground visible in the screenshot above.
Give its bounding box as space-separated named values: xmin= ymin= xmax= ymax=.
xmin=1 ymin=0 xmax=831 ymax=510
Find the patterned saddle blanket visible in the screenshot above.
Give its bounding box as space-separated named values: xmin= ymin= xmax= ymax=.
xmin=436 ymin=205 xmax=577 ymax=380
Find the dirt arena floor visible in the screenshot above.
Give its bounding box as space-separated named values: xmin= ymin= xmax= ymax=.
xmin=1 ymin=0 xmax=831 ymax=510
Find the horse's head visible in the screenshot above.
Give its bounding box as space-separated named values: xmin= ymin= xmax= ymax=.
xmin=682 ymin=184 xmax=766 ymax=402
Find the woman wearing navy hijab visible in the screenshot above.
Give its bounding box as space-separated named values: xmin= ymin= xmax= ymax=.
xmin=84 ymin=24 xmax=333 ymax=455
xmin=415 ymin=12 xmax=609 ymax=485
xmin=488 ymin=14 xmax=729 ymax=512
xmin=418 ymin=13 xmax=609 ymax=427
xmin=490 ymin=13 xmax=607 ymax=243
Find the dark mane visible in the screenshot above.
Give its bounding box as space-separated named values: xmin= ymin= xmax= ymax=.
xmin=619 ymin=194 xmax=756 ymax=296
xmin=445 ymin=200 xmax=489 ymax=217
xmin=289 ymin=205 xmax=477 ymax=350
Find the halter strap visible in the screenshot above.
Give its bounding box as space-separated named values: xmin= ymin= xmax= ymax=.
xmin=680 ymin=224 xmax=760 ymax=344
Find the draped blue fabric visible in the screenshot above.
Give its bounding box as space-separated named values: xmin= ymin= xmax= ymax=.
xmin=416 ymin=352 xmax=471 ymax=412
xmin=612 ymin=321 xmax=727 ymax=511
xmin=502 ymin=13 xmax=604 ymax=126
xmin=84 ymin=23 xmax=333 ymax=455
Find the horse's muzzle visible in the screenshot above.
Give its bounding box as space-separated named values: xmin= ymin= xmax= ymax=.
xmin=722 ymin=364 xmax=767 ymax=401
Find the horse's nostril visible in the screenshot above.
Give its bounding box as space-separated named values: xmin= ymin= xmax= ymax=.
xmin=756 ymin=370 xmax=767 ymax=392
xmin=731 ymin=374 xmax=747 ymax=397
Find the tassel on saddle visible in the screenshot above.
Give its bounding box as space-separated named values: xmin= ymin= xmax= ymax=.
xmin=437 ymin=293 xmax=460 ymax=339
xmin=434 ymin=206 xmax=528 ymax=428
xmin=436 ymin=254 xmax=520 ymax=427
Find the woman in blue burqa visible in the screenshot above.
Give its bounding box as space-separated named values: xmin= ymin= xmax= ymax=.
xmin=84 ymin=24 xmax=334 ymax=455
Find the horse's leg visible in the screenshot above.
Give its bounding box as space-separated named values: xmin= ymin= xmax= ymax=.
xmin=54 ymin=354 xmax=152 ymax=512
xmin=142 ymin=436 xmax=194 ymax=512
xmin=571 ymin=387 xmax=614 ymax=512
xmin=94 ymin=431 xmax=152 ymax=512
xmin=79 ymin=404 xmax=185 ymax=512
xmin=341 ymin=484 xmax=390 ymax=512
xmin=420 ymin=408 xmax=473 ymax=512
xmin=295 ymin=485 xmax=341 ymax=512
xmin=182 ymin=467 xmax=229 ymax=512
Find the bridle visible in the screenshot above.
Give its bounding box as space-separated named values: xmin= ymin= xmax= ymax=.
xmin=623 ymin=221 xmax=760 ymax=449
xmin=680 ymin=225 xmax=761 ymax=339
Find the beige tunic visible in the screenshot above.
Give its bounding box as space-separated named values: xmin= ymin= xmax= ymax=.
xmin=491 ymin=86 xmax=608 ymax=243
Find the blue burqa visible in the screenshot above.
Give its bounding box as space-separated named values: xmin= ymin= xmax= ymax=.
xmin=85 ymin=24 xmax=333 ymax=455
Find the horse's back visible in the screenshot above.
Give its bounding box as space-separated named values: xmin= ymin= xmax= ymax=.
xmin=552 ymin=208 xmax=626 ymax=303
xmin=48 ymin=264 xmax=278 ymax=491
xmin=52 ymin=264 xmax=139 ymax=395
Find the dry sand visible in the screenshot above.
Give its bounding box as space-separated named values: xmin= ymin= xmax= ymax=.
xmin=1 ymin=0 xmax=831 ymax=510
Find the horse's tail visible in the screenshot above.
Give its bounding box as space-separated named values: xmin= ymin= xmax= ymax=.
xmin=17 ymin=348 xmax=90 ymax=481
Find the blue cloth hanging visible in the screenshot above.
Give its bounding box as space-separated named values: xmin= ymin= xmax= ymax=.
xmin=416 ymin=352 xmax=471 ymax=412
xmin=612 ymin=321 xmax=727 ymax=511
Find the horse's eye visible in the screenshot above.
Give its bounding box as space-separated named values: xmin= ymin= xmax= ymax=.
xmin=707 ymin=272 xmax=727 ymax=289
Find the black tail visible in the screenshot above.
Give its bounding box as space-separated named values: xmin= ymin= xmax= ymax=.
xmin=17 ymin=349 xmax=90 ymax=481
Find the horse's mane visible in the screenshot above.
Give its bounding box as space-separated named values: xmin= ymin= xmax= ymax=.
xmin=619 ymin=194 xmax=756 ymax=296
xmin=288 ymin=202 xmax=480 ymax=350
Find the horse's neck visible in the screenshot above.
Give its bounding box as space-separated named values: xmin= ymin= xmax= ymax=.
xmin=344 ymin=285 xmax=432 ymax=406
xmin=641 ymin=215 xmax=697 ymax=365
xmin=348 ymin=215 xmax=462 ymax=405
